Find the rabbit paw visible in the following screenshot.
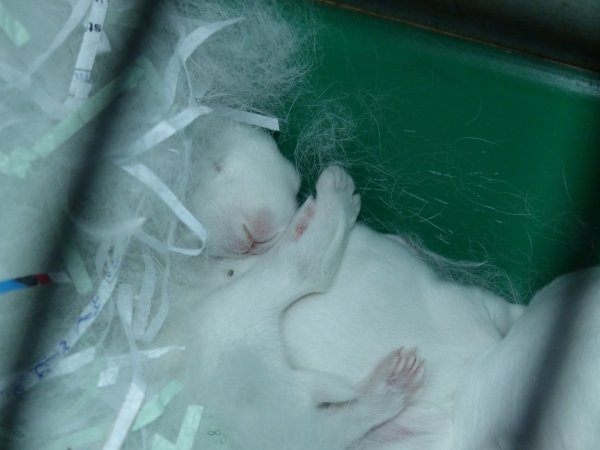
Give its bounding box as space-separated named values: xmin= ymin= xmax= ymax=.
xmin=316 ymin=165 xmax=361 ymax=223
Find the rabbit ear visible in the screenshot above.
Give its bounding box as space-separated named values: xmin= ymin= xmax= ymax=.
xmin=283 ymin=196 xmax=316 ymax=241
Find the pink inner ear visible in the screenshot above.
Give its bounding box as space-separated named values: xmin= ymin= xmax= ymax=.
xmin=293 ymin=202 xmax=315 ymax=239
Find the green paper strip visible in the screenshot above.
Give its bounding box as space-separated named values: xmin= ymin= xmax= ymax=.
xmin=0 ymin=2 xmax=30 ymax=47
xmin=152 ymin=433 xmax=176 ymax=450
xmin=0 ymin=57 xmax=152 ymax=179
xmin=63 ymin=241 xmax=93 ymax=294
xmin=132 ymin=380 xmax=184 ymax=431
xmin=151 ymin=405 xmax=204 ymax=450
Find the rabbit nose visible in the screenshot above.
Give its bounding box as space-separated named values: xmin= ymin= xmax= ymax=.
xmin=243 ymin=210 xmax=276 ymax=243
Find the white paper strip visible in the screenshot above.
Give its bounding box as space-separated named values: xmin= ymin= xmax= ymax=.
xmin=132 ymin=255 xmax=156 ymax=339
xmin=102 ymin=378 xmax=146 ymax=450
xmin=114 ymin=106 xmax=212 ymax=162
xmin=135 ymin=231 xmax=204 ymax=256
xmin=174 ymin=405 xmax=204 ymax=450
xmin=46 ymin=347 xmax=96 ymax=379
xmin=120 ymin=163 xmax=207 ymax=253
xmin=214 ymin=107 xmax=280 ymax=131
xmin=97 ymin=347 xmax=185 ymax=388
xmin=132 ymin=380 xmax=184 ymax=431
xmin=137 ymin=228 xmax=173 ymax=343
xmin=64 ymin=0 xmax=110 ymax=111
xmin=27 ymin=0 xmax=92 ymax=77
xmin=0 ymin=240 xmax=125 ymax=407
xmin=163 ymin=18 xmax=243 ymax=109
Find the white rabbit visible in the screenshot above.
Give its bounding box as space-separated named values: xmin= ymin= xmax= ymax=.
xmin=176 ymin=119 xmax=525 ymax=449
xmin=179 ymin=158 xmax=427 ymax=450
xmin=187 ymin=117 xmax=301 ymax=260
xmin=280 ymin=221 xmax=526 ymax=448
xmin=451 ymin=267 xmax=600 ymax=450
xmin=161 ymin=119 xmax=432 ymax=450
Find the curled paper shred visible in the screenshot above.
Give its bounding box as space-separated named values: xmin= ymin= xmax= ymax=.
xmin=120 ymin=163 xmax=208 ymax=254
xmin=163 ymin=17 xmax=244 ymax=110
xmin=113 ymin=106 xmax=213 ymax=162
xmin=26 ymin=0 xmax=92 ymax=78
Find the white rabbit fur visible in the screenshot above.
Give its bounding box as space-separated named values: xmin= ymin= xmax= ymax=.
xmin=159 ymin=120 xmax=431 ymax=450
xmin=167 ymin=119 xmax=527 ymax=449
xmin=451 ymin=267 xmax=600 ymax=450
xmin=282 ymin=224 xmax=525 ymax=448
xmin=187 ymin=117 xmax=301 ymax=259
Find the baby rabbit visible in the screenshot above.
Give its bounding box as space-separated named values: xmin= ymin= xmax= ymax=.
xmin=451 ymin=267 xmax=600 ymax=450
xmin=160 ymin=119 xmax=427 ymax=450
xmin=182 ymin=118 xmax=524 ymax=449
xmin=188 ymin=117 xmax=301 ymax=260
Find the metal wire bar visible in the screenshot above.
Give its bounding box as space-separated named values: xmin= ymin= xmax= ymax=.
xmin=1 ymin=1 xmax=164 ymax=447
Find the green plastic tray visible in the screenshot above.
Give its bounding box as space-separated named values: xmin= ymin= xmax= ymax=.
xmin=281 ymin=4 xmax=600 ymax=299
